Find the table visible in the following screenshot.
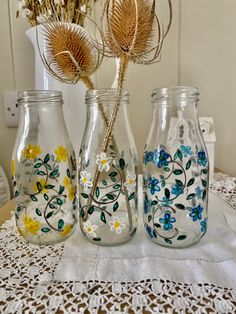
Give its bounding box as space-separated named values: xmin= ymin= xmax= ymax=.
xmin=0 ymin=173 xmax=236 ymax=313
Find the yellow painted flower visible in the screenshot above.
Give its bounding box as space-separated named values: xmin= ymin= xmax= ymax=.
xmin=63 ymin=176 xmax=71 ymax=188
xmin=55 ymin=145 xmax=68 ymax=162
xmin=23 ymin=144 xmax=42 ymax=159
xmin=68 ymin=185 xmax=75 ymax=201
xmin=33 ymin=178 xmax=48 ymax=194
xmin=17 ymin=226 xmax=26 ymax=238
xmin=60 ymin=224 xmax=73 ymax=237
xmin=11 ymin=160 xmax=15 ymax=177
xmin=23 ymin=216 xmax=41 ymax=235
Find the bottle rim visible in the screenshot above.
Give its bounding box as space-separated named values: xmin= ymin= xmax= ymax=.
xmin=17 ymin=90 xmax=63 ymax=106
xmin=85 ymin=89 xmax=129 ymax=104
xmin=152 ymin=86 xmax=199 ymax=102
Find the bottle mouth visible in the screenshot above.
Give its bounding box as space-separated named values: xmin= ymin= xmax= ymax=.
xmin=86 ymin=89 xmax=129 ymax=105
xmin=152 ymin=86 xmax=199 ymax=103
xmin=17 ymin=90 xmax=63 ymax=106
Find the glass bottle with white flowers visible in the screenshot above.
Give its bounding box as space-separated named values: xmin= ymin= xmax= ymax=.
xmin=79 ymin=89 xmax=138 ymax=246
xmin=143 ymin=87 xmax=209 ymax=248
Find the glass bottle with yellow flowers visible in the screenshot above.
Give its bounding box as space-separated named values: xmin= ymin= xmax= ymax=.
xmin=11 ymin=91 xmax=77 ymax=245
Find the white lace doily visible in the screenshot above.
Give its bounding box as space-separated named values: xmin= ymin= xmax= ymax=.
xmin=0 ymin=174 xmax=236 ymax=313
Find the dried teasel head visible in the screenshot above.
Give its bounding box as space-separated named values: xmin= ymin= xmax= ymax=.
xmin=39 ymin=22 xmax=102 ymax=84
xmin=101 ymin=0 xmax=172 ymax=64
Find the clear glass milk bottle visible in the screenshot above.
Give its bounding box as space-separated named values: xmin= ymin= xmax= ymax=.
xmin=79 ymin=89 xmax=138 ymax=246
xmin=143 ymin=87 xmax=209 ymax=248
xmin=12 ymin=91 xmax=77 ymax=245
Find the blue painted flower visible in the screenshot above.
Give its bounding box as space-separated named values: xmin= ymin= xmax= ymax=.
xmin=195 ymin=186 xmax=203 ymax=199
xmin=162 ymin=197 xmax=173 ymax=207
xmin=200 ymin=218 xmax=208 ymax=233
xmin=198 ymin=150 xmax=208 ymax=167
xmin=153 ymin=149 xmax=170 ymax=168
xmin=171 ymin=183 xmax=184 ymax=196
xmin=145 ymin=224 xmax=153 ymax=238
xmin=143 ymin=151 xmax=154 ymax=164
xmin=144 ymin=196 xmax=151 ymax=214
xmin=148 ymin=177 xmax=161 ymax=195
xmin=159 ymin=212 xmax=176 ymax=230
xmin=189 ymin=204 xmax=203 ymax=222
xmin=180 ymin=145 xmax=193 ymax=157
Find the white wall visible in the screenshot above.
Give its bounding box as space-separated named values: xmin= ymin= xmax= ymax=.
xmin=0 ymin=0 xmax=236 ymax=186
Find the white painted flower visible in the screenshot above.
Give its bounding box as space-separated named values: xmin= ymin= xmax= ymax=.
xmin=124 ymin=172 xmax=137 ymax=192
xmin=80 ymin=4 xmax=86 ymax=13
xmin=96 ymin=152 xmax=113 ymax=172
xmin=83 ymin=221 xmax=98 ymax=238
xmin=80 ymin=171 xmax=93 ymax=191
xmin=109 ymin=217 xmax=126 ymax=234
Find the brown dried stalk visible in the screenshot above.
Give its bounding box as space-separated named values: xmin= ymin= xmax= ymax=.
xmin=86 ymin=0 xmax=173 ymax=230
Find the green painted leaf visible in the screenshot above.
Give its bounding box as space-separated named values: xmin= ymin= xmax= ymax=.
xmin=57 ymin=198 xmax=63 ymax=206
xmin=96 ymin=187 xmax=100 ymax=198
xmin=41 ymin=228 xmax=50 ymax=233
xmin=58 ymin=219 xmax=64 ymax=230
xmin=177 ymin=149 xmax=183 ymax=161
xmin=164 ymin=167 xmax=170 ymax=172
xmin=44 ymin=154 xmax=50 ymax=164
xmin=80 ymin=209 xmax=85 ymax=218
xmin=46 ymin=211 xmax=54 ymax=219
xmin=36 ymin=208 xmax=42 ymax=216
xmin=109 ymin=172 xmax=118 ymax=177
xmin=187 ymin=178 xmax=195 ymax=187
xmin=59 ymin=186 xmax=65 ymax=195
xmin=119 ymin=158 xmax=125 ymax=170
xmin=151 ymin=200 xmax=158 ymax=206
xmin=37 ymin=171 xmax=47 ymax=176
xmin=15 ymin=191 xmax=19 ymax=197
xmin=161 ymin=181 xmax=166 ymax=188
xmin=67 ymin=169 xmax=71 ymax=178
xmin=186 ymin=193 xmax=196 ymax=200
xmin=175 ymin=204 xmax=185 ymax=210
xmin=17 ymin=206 xmax=22 ymax=212
xmin=165 ymin=188 xmax=170 ymax=199
xmin=102 ymin=180 xmax=108 ymax=186
xmin=37 ymin=181 xmax=42 ymax=191
xmin=45 ymin=164 xmax=52 ymax=170
xmin=49 ymin=203 xmax=56 ymax=209
xmin=186 ymin=159 xmax=192 ymax=170
xmin=148 ymin=215 xmax=152 ymax=222
xmin=128 ymin=192 xmax=135 ymax=201
xmin=71 ymin=175 xmax=76 ymax=180
xmin=113 ymin=184 xmax=121 ymax=190
xmin=50 ymin=170 xmax=59 ymax=177
xmin=202 ymin=190 xmax=207 ymax=201
xmin=45 ymin=184 xmax=55 ymax=190
xmin=164 ymin=238 xmax=172 ymax=244
xmin=113 ymin=202 xmax=119 ymax=212
xmin=100 ymin=212 xmax=106 ymax=224
xmin=81 ymin=193 xmax=89 ymax=199
xmin=110 ymin=177 xmax=116 ymax=183
xmin=173 ymin=169 xmax=183 ymax=176
xmin=202 ymin=168 xmax=208 ymax=175
xmin=153 ymin=230 xmax=157 ymax=238
xmin=34 ymin=163 xmax=42 ymax=169
xmin=44 ymin=194 xmax=49 ymax=201
xmin=154 ymin=223 xmax=161 ymax=228
xmin=31 ymin=195 xmax=38 ymax=202
xmin=88 ymin=206 xmax=95 ymax=215
xmin=202 ymin=179 xmax=208 ymax=188
xmin=106 ymin=193 xmax=115 ymax=201
xmin=177 ymin=235 xmax=187 ymax=241
xmin=175 ymin=179 xmax=183 ymax=187
xmin=93 ymin=238 xmax=102 ymax=242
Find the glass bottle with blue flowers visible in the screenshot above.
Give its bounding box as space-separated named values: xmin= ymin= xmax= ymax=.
xmin=143 ymin=86 xmax=209 ymax=248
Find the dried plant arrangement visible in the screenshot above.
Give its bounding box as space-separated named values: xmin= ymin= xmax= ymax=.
xmin=85 ymin=0 xmax=173 ymax=215
xmin=17 ymin=0 xmax=98 ymax=26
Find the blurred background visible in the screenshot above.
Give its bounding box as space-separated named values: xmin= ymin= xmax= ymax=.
xmin=0 ymin=0 xmax=236 ymax=184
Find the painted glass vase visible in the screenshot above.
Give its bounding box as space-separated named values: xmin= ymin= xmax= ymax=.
xmin=79 ymin=89 xmax=138 ymax=246
xmin=12 ymin=91 xmax=77 ymax=245
xmin=143 ymin=86 xmax=209 ymax=248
